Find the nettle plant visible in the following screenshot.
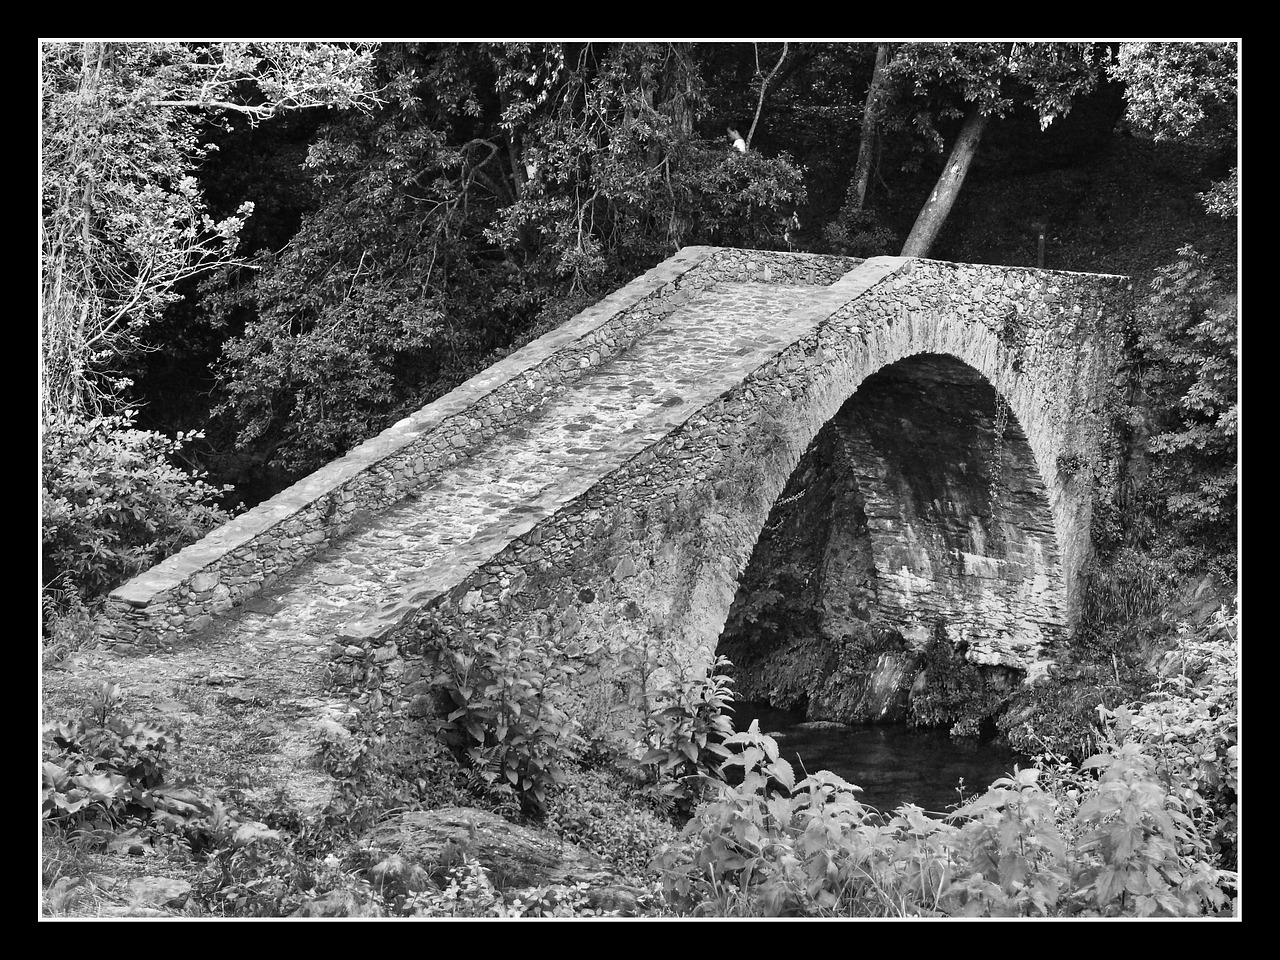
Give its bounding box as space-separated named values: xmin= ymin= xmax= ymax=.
xmin=616 ymin=646 xmax=736 ymax=815
xmin=427 ymin=627 xmax=585 ymax=818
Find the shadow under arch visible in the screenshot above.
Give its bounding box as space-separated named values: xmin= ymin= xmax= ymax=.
xmin=653 ymin=289 xmax=1087 ymax=692
xmin=714 ymin=352 xmax=1066 ymax=718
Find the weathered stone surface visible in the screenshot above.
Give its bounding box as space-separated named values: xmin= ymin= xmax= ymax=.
xmin=123 ymin=876 xmax=192 ymax=908
xmin=720 ymin=352 xmax=1067 ymax=679
xmin=290 ymin=889 xmax=385 ymax=918
xmin=361 ymin=807 xmax=645 ymax=911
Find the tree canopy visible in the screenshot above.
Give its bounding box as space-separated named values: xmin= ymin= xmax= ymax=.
xmin=40 ymin=41 xmax=382 ymax=423
xmin=212 ymin=42 xmax=808 ymax=475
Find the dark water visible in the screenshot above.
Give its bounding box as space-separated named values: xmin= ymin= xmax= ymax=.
xmin=731 ymin=701 xmax=1029 ymax=816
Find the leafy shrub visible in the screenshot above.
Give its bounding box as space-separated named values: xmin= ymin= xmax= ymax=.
xmin=654 ymin=720 xmax=1234 ymax=917
xmin=909 ymin=626 xmax=1007 ymax=736
xmin=41 ymin=411 xmax=233 ymax=615
xmin=426 ymin=628 xmax=585 ymax=817
xmin=1106 ymin=608 xmax=1238 ymax=871
xmin=41 ymin=682 xmax=313 ymax=917
xmin=176 ymin=801 xmax=307 ymax=917
xmin=316 ymin=713 xmax=470 ymax=839
xmin=822 ymin=206 xmax=898 ymax=257
xmin=546 ymin=766 xmax=680 ymax=878
xmin=41 ymin=583 xmax=98 ymax=665
xmin=42 ymin=682 xmax=177 ymax=829
xmin=395 ymin=859 xmax=629 ymax=918
xmin=999 ymin=673 xmax=1130 ymax=763
xmin=616 ymin=649 xmax=736 ymax=815
xmin=1136 ymin=246 xmax=1237 ymax=569
xmin=1069 ymin=745 xmax=1228 ymax=915
xmin=654 ymin=720 xmax=900 ymax=917
xmin=1077 ymin=547 xmax=1179 ymax=655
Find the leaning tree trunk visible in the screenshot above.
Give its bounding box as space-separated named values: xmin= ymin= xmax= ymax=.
xmin=900 ymin=106 xmax=989 ymax=259
xmin=849 ymin=43 xmax=890 ymax=213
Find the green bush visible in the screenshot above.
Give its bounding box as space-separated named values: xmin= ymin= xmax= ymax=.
xmin=1078 ymin=548 xmax=1178 ymax=647
xmin=41 ymin=412 xmax=233 ymax=616
xmin=616 ymin=650 xmax=736 ymax=816
xmin=909 ymin=627 xmax=1006 ymax=736
xmin=1137 ymin=246 xmax=1237 ymax=572
xmin=426 ymin=628 xmax=585 ymax=817
xmin=999 ymin=674 xmax=1129 ymax=762
xmin=41 ymin=682 xmax=177 ymax=830
xmin=1107 ymin=609 xmax=1238 ymax=871
xmin=654 ymin=718 xmax=1234 ymax=917
xmin=547 ymin=767 xmax=680 ymax=878
xmin=821 ymin=206 xmax=898 ymax=258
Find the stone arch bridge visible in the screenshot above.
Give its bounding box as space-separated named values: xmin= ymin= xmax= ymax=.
xmin=97 ymin=247 xmax=1132 ymax=804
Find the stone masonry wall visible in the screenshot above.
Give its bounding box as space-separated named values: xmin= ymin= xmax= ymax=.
xmin=99 ymin=247 xmax=855 ymax=649
xmin=337 ymin=258 xmax=1131 ymax=738
xmin=837 ymin=356 xmax=1066 ymax=654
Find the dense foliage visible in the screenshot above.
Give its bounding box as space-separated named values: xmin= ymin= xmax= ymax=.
xmin=40 ymin=41 xmax=381 ymax=422
xmin=655 ymin=628 xmax=1236 ymax=919
xmin=1136 ymin=248 xmax=1238 ymax=573
xmin=213 ymin=42 xmax=806 ymax=478
xmin=425 ymin=626 xmax=585 ymax=817
xmin=1108 ymin=41 xmax=1237 ymax=218
xmin=615 ymin=650 xmax=737 ymax=815
xmin=41 ymin=412 xmax=232 ymax=619
xmin=42 ymin=682 xmax=177 ymax=827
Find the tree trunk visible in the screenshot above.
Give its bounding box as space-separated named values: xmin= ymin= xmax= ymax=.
xmin=42 ymin=42 xmax=109 ymax=422
xmin=849 ymin=43 xmax=890 ymax=212
xmin=745 ymin=42 xmax=788 ymax=148
xmin=900 ymin=107 xmax=989 ymax=259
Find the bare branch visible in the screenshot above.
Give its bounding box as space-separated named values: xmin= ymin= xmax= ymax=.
xmin=746 ymin=42 xmax=788 ymax=148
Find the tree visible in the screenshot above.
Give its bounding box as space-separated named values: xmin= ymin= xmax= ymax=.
xmin=848 ymin=43 xmax=891 ymax=215
xmin=39 ymin=41 xmax=382 ymax=423
xmin=1108 ymin=42 xmax=1239 ymax=578
xmin=890 ymin=42 xmax=1104 ymax=258
xmin=1139 ymin=250 xmax=1237 ymax=567
xmin=743 ymin=42 xmax=789 ymax=150
xmin=1108 ymin=42 xmax=1238 ymax=218
xmin=213 ymin=42 xmax=806 ymax=481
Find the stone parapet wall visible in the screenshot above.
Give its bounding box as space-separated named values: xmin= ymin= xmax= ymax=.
xmin=100 ymin=247 xmax=855 ymax=649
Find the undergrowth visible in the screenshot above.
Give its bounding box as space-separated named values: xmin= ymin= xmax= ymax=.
xmin=42 ymin=602 xmax=1236 ymax=919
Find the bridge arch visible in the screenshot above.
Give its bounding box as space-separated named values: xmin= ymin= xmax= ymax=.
xmin=718 ymin=349 xmax=1065 ymax=676
xmin=391 ymin=257 xmax=1129 ymax=739
xmin=711 ymin=305 xmax=1071 ymax=658
xmin=624 ymin=303 xmax=1068 ymax=691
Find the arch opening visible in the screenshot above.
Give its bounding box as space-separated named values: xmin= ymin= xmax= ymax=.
xmin=716 ymin=353 xmax=1065 ymax=726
